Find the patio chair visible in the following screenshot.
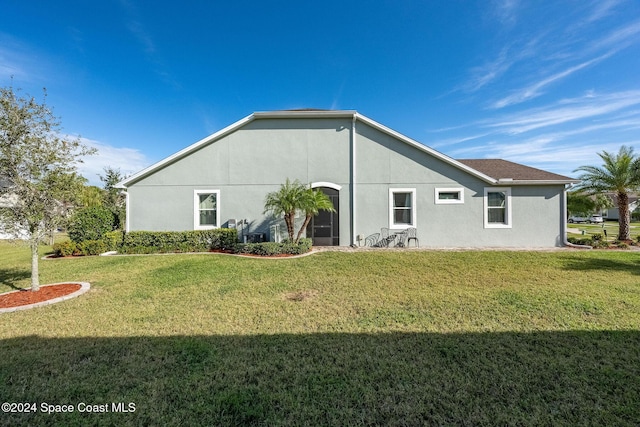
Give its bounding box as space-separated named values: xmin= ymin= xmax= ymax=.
xmin=380 ymin=228 xmax=396 ymax=247
xmin=365 ymin=233 xmax=381 ymax=247
xmin=395 ymin=230 xmax=409 ymax=247
xmin=406 ymin=227 xmax=419 ymax=247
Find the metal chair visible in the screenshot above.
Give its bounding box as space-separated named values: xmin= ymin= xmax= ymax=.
xmin=395 ymin=230 xmax=409 ymax=247
xmin=380 ymin=228 xmax=396 ymax=247
xmin=406 ymin=227 xmax=419 ymax=247
xmin=365 ymin=233 xmax=381 ymax=247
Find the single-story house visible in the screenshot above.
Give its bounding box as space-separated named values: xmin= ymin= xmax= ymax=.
xmin=117 ymin=110 xmax=578 ymax=248
xmin=602 ymin=193 xmax=639 ymax=220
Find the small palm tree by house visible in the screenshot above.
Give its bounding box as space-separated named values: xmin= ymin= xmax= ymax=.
xmin=296 ymin=188 xmax=336 ymax=243
xmin=574 ymin=146 xmax=640 ymax=241
xmin=263 ymin=179 xmax=307 ymax=242
xmin=264 ymin=179 xmax=335 ymax=243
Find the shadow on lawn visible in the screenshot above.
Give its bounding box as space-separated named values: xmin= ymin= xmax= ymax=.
xmin=0 ymin=268 xmax=30 ymax=291
xmin=561 ymin=255 xmax=640 ymax=275
xmin=1 ymin=331 xmax=638 ymax=426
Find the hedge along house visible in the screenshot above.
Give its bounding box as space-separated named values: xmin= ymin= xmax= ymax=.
xmin=116 ymin=110 xmax=579 ymax=248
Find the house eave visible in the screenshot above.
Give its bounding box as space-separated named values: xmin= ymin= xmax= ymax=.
xmin=502 ymin=179 xmax=581 ymax=186
xmin=116 ymin=113 xmax=256 ymax=188
xmin=353 ymin=113 xmax=498 ymax=185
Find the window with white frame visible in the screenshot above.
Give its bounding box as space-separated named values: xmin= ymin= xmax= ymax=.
xmin=484 ymin=187 xmax=511 ymax=228
xmin=389 ymin=188 xmax=416 ymax=228
xmin=194 ymin=190 xmax=220 ymax=229
xmin=435 ymin=187 xmax=464 ymax=204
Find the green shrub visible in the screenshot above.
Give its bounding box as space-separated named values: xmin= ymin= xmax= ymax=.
xmin=120 ymin=229 xmax=238 ymax=254
xmin=103 ymin=231 xmax=124 ymax=251
xmin=78 ymin=239 xmax=109 ymax=256
xmin=616 ymin=241 xmax=630 ymax=249
xmin=53 ymin=240 xmax=80 ymax=257
xmin=68 ymin=206 xmax=115 ymax=243
xmin=239 ymin=238 xmax=312 ymax=256
xmin=567 ymin=236 xmax=592 ymax=246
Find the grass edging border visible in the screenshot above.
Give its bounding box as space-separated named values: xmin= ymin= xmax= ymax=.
xmin=0 ymin=282 xmax=90 ymax=314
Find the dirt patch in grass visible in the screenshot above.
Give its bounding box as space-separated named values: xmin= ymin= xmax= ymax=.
xmin=283 ymin=290 xmax=319 ymax=302
xmin=0 ymin=284 xmax=82 ymax=309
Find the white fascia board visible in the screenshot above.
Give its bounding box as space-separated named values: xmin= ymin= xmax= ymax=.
xmin=116 ymin=113 xmax=256 ymax=188
xmin=354 ymin=113 xmax=498 ymax=185
xmin=506 ymin=179 xmax=581 ymax=186
xmin=253 ymin=110 xmax=358 ymax=119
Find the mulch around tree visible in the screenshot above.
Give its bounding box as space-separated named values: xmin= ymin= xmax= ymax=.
xmin=0 ymin=283 xmax=82 ymax=309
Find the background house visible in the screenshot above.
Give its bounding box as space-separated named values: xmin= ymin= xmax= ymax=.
xmin=117 ymin=110 xmax=578 ymax=248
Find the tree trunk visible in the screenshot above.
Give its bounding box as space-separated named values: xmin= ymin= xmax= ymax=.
xmin=617 ymin=191 xmax=630 ymax=241
xmin=30 ymin=239 xmax=40 ymax=291
xmin=295 ymin=215 xmax=313 ymax=244
xmin=285 ymin=212 xmax=295 ymax=242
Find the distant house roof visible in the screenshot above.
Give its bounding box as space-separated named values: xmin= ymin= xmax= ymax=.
xmin=457 ymin=159 xmax=578 ymax=184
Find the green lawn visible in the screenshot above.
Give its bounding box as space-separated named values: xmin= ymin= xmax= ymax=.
xmin=1 ymin=241 xmax=639 ymax=426
xmin=567 ymin=220 xmax=640 ymax=241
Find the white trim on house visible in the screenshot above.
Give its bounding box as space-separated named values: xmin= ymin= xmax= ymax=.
xmin=484 ymin=187 xmax=512 ymax=229
xmin=117 ymin=114 xmax=255 ymax=188
xmin=435 ymin=187 xmax=464 ymax=204
xmin=354 ymin=113 xmax=498 ymax=185
xmin=194 ymin=190 xmax=220 ymax=230
xmin=116 ymin=110 xmax=505 ymax=189
xmin=311 ymin=182 xmax=342 ymax=191
xmin=389 ymin=188 xmax=416 ymax=229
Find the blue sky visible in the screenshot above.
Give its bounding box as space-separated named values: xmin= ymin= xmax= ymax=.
xmin=2 ymin=1 xmax=639 ymax=185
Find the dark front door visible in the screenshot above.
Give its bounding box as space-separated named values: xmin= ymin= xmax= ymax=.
xmin=307 ymin=187 xmax=339 ymax=246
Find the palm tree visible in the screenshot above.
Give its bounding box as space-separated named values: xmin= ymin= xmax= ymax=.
xmin=574 ymin=146 xmax=640 ymax=241
xmin=295 ymin=188 xmax=335 ymax=243
xmin=263 ymin=179 xmax=307 ymax=242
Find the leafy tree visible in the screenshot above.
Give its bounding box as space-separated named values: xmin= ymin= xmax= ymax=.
xmin=80 ymin=185 xmax=105 ymax=208
xmin=0 ymin=85 xmax=95 ymax=290
xmin=566 ymin=191 xmax=595 ymax=217
xmin=99 ymin=166 xmax=126 ymax=230
xmin=264 ymin=179 xmax=334 ymax=243
xmin=67 ymin=206 xmax=115 ymax=243
xmin=574 ymin=146 xmax=640 ymax=240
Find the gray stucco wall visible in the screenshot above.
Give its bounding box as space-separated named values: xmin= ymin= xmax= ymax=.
xmin=126 ymin=116 xmax=565 ymax=247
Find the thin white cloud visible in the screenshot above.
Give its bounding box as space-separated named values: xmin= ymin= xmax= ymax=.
xmin=485 ymin=90 xmax=640 ymax=134
xmin=491 ymin=53 xmax=612 ymax=109
xmin=585 ymin=0 xmax=621 ymax=23
xmin=492 ymin=0 xmax=520 ymax=26
xmin=74 ymin=137 xmax=150 ymax=185
xmin=590 ymin=18 xmax=640 ymax=52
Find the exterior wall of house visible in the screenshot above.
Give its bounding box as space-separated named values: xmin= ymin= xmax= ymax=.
xmin=126 ymin=116 xmax=566 ymax=247
xmin=353 ymin=123 xmax=564 ymax=247
xmin=127 ymin=117 xmax=354 ymax=244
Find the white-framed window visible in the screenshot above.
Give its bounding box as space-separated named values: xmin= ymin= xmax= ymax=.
xmin=389 ymin=188 xmax=416 ymax=229
xmin=435 ymin=187 xmax=464 ymax=204
xmin=194 ymin=190 xmax=220 ymax=230
xmin=484 ymin=187 xmax=512 ymax=228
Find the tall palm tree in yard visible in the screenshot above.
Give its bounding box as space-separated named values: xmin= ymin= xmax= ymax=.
xmin=295 ymin=188 xmax=335 ymax=243
xmin=574 ymin=146 xmax=640 ymax=241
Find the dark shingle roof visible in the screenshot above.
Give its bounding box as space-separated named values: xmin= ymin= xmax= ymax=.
xmin=457 ymin=159 xmax=577 ymax=182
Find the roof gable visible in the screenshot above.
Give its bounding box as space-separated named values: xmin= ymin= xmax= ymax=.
xmin=117 ymin=111 xmax=577 ymax=187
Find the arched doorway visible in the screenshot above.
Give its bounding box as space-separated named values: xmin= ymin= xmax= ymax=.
xmin=306 ymin=186 xmax=339 ymax=246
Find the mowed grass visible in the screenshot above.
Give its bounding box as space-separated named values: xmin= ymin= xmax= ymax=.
xmin=1 ymin=241 xmax=639 ymax=426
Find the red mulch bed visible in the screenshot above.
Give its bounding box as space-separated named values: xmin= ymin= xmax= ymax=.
xmin=0 ymin=284 xmax=81 ymax=309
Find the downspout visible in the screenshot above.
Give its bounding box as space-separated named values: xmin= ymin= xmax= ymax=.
xmin=562 ymin=184 xmax=591 ymax=249
xmin=351 ymin=114 xmax=357 ymax=246
xmin=122 ymin=190 xmax=130 ymax=233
